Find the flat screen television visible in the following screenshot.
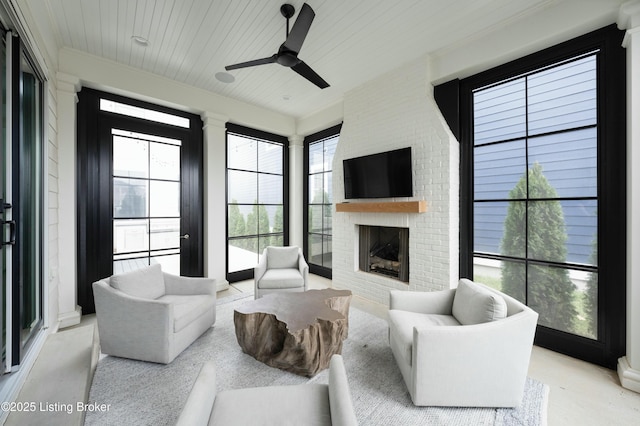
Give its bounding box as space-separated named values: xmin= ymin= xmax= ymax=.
xmin=343 ymin=147 xmax=413 ymax=199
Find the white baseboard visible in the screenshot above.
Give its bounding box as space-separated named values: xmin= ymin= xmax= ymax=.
xmin=58 ymin=305 xmax=82 ymax=329
xmin=618 ymin=356 xmax=640 ymax=393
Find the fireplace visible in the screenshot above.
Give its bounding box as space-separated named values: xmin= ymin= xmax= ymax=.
xmin=359 ymin=225 xmax=409 ymax=282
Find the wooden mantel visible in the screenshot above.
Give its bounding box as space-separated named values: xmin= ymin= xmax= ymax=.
xmin=335 ymin=200 xmax=427 ymax=213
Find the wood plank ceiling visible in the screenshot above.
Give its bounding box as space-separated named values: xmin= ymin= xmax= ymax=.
xmin=34 ymin=0 xmax=563 ymax=118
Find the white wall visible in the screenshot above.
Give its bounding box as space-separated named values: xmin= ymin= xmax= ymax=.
xmin=330 ymin=57 xmax=459 ymax=305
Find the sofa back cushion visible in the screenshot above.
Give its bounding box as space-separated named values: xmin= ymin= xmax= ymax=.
xmin=110 ymin=264 xmax=165 ymax=300
xmin=452 ymin=279 xmax=507 ymax=325
xmin=267 ymin=246 xmax=300 ymax=269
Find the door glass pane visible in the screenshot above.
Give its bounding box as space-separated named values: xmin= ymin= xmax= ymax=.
xmin=113 ymin=178 xmax=148 ymax=218
xmin=113 ymin=129 xmax=182 ymax=274
xmin=150 ymin=181 xmax=180 ymax=217
xmin=113 ymin=136 xmax=148 ymax=178
xmin=150 ymin=142 xmax=180 ymax=181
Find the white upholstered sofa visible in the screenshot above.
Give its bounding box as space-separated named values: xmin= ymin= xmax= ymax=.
xmin=254 ymin=246 xmax=309 ymax=299
xmin=176 ymin=354 xmax=358 ymax=426
xmin=92 ymin=264 xmax=216 ymax=364
xmin=388 ymin=278 xmax=538 ymax=407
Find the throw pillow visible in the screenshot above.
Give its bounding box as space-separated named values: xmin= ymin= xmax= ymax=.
xmin=110 ymin=263 xmax=165 ymax=300
xmin=266 ymin=246 xmax=300 ymax=269
xmin=452 ymin=279 xmax=507 ymax=325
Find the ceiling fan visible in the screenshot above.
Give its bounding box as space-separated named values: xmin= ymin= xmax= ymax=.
xmin=225 ymin=3 xmax=329 ymax=89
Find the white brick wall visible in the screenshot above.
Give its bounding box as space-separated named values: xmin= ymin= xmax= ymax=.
xmin=332 ymin=57 xmax=459 ymax=306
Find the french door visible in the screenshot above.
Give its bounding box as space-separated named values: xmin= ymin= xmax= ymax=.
xmin=77 ymin=89 xmax=203 ymax=314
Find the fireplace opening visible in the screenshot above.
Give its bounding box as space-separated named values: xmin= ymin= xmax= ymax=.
xmin=359 ymin=225 xmax=409 ymax=282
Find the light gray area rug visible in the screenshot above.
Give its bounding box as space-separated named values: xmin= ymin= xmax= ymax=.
xmin=86 ymin=295 xmax=549 ymax=425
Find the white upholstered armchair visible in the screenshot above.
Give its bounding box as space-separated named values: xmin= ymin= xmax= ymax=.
xmin=93 ymin=264 xmax=216 ymax=364
xmin=388 ymin=279 xmax=538 ymax=407
xmin=254 ymin=246 xmax=309 ymax=299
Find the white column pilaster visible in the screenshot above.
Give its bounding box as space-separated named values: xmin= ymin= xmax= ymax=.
xmin=618 ymin=0 xmax=640 ymax=393
xmin=56 ymin=73 xmax=82 ymax=328
xmin=288 ymin=135 xmax=304 ymax=250
xmin=202 ymin=112 xmax=230 ymax=291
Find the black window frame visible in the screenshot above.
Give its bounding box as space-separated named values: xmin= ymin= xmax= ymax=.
xmin=457 ymin=24 xmax=626 ymax=368
xmin=303 ymin=124 xmax=342 ymax=279
xmin=225 ymin=123 xmax=289 ymax=283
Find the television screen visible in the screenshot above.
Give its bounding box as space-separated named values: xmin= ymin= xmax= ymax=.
xmin=343 ymin=147 xmax=413 ymax=199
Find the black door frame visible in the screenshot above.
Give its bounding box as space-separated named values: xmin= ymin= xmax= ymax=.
xmin=77 ymin=89 xmax=203 ymax=314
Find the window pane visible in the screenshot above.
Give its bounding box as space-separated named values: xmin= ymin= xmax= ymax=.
xmin=528 ymin=264 xmax=578 ymax=335
xmin=228 ymin=238 xmax=259 ymax=273
xmin=150 ymin=180 xmax=180 ymax=217
xmin=324 ymin=137 xmax=338 ymax=172
xmin=325 ymin=173 xmax=333 ymax=203
xmin=228 ymin=204 xmax=250 ymax=237
xmin=309 ymin=205 xmax=323 ymax=233
xmin=527 ymin=200 xmax=597 ymax=265
xmin=309 ymin=173 xmax=325 ymax=203
xmin=228 ymin=170 xmax=257 ymax=204
xmin=113 ymin=256 xmax=150 ymax=274
xmin=323 ymin=204 xmax=333 ymax=234
xmin=323 ymin=236 xmax=333 ymax=268
xmin=528 ymin=128 xmax=597 ymax=198
xmin=472 ymin=257 xmax=503 ymax=292
xmin=309 ymin=234 xmax=323 ymax=266
xmin=114 ymin=178 xmax=148 ymax=217
xmin=113 ymin=136 xmax=148 ymax=178
xmin=309 ymin=142 xmax=324 ymax=174
xmin=227 ymin=135 xmax=257 ymax=171
xmin=497 ymin=259 xmax=527 ymax=304
xmin=150 ymin=218 xmax=180 ymax=250
xmin=474 ymin=140 xmax=526 ymax=200
xmin=261 ymin=205 xmax=283 ymax=234
xmin=473 ymin=78 xmax=526 ymax=145
xmin=474 ymin=202 xmax=526 ymax=257
xmin=114 ymin=219 xmax=149 ymax=254
xmin=528 ymin=55 xmax=597 ymax=135
xmin=258 ymin=174 xmax=283 ymax=204
xmin=150 ymin=142 xmax=180 ymax=181
xmin=258 ymin=142 xmax=282 ymax=174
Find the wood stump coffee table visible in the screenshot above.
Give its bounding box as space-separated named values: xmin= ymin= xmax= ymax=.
xmin=233 ymin=289 xmax=352 ymax=377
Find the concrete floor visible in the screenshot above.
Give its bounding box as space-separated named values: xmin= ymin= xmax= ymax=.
xmin=6 ymin=274 xmax=640 ymax=425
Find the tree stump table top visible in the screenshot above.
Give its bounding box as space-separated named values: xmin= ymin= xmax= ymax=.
xmin=234 ymin=289 xmax=352 ymax=376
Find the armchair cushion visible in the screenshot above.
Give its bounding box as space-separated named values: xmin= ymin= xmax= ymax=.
xmin=157 ymin=294 xmax=216 ymax=333
xmin=266 ymin=246 xmax=300 ymax=269
xmin=452 ymin=278 xmax=507 ymax=325
xmin=109 ymin=263 xmax=165 ymax=300
xmin=258 ymin=269 xmax=305 ymax=289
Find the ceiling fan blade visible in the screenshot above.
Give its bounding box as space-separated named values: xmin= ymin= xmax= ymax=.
xmin=225 ymin=55 xmax=277 ymax=71
xmin=291 ymin=60 xmax=329 ymax=89
xmin=282 ymin=3 xmax=315 ymax=54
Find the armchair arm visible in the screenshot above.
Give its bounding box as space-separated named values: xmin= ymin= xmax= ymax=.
xmin=254 ymin=249 xmax=268 ymax=283
xmin=176 ymin=361 xmax=217 ymax=426
xmin=298 ymin=250 xmax=309 ymax=290
xmin=92 ymin=281 xmax=173 ymax=358
xmin=164 ymin=273 xmax=216 ymax=296
xmin=328 ymin=355 xmax=358 ymax=426
xmin=411 ymin=310 xmax=538 ymax=406
xmin=389 ymin=289 xmax=455 ymax=315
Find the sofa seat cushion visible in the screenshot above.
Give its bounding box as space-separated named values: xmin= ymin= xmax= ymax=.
xmin=210 ymin=383 xmax=331 ymax=426
xmin=257 ymin=268 xmax=304 ymax=289
xmin=452 ymin=279 xmax=507 ymax=325
xmin=110 ymin=264 xmax=165 ymax=300
xmin=158 ymin=294 xmax=215 ymax=333
xmin=388 ymin=310 xmax=460 ymax=366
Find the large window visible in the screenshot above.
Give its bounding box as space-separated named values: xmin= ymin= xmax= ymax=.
xmin=472 ymin=54 xmax=598 ymax=337
xmin=459 ymin=25 xmax=626 ymax=368
xmin=304 ymin=125 xmax=340 ymax=278
xmin=226 ymin=124 xmax=288 ymax=282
